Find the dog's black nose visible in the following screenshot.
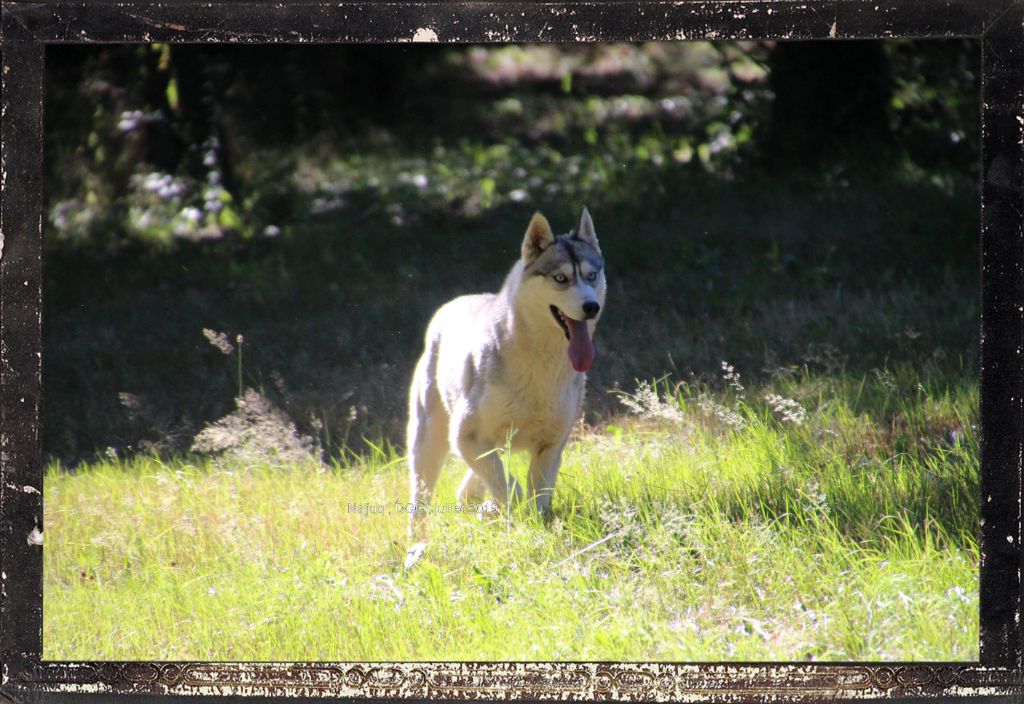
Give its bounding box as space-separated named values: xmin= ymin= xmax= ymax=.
xmin=582 ymin=301 xmax=600 ymax=319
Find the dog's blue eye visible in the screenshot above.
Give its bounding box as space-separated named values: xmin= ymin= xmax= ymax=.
xmin=586 ymin=271 xmax=597 ymax=282
xmin=553 ymin=274 xmax=568 ymax=283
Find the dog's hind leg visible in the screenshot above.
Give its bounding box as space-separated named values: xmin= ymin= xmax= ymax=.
xmin=407 ymin=363 xmax=449 ymax=539
xmin=407 ymin=409 xmax=448 ymax=538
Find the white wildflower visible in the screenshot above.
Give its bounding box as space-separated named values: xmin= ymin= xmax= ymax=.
xmin=764 ymin=393 xmax=807 ymax=425
xmin=616 ymin=382 xmax=683 ymax=423
xmin=721 ymin=360 xmax=745 ymax=396
xmin=697 ymin=394 xmax=745 ymax=431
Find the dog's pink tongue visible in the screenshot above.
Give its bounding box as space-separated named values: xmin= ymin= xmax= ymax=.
xmin=566 ymin=317 xmax=595 ymax=372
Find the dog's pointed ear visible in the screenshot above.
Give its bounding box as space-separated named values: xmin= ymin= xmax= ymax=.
xmin=573 ymin=206 xmax=600 ymax=253
xmin=522 ymin=211 xmax=555 ymax=261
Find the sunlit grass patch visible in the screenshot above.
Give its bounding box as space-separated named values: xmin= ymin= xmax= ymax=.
xmin=44 ymin=367 xmax=977 ymax=661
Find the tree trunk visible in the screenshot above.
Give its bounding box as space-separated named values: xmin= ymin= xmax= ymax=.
xmin=764 ymin=41 xmax=893 ymax=166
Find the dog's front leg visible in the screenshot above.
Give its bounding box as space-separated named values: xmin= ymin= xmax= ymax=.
xmin=456 ymin=471 xmax=487 ymax=504
xmin=527 ymin=443 xmax=565 ymax=516
xmin=457 ymin=435 xmax=523 ymax=510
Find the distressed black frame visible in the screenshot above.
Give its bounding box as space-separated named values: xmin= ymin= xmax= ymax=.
xmin=1 ymin=0 xmax=1022 ymax=701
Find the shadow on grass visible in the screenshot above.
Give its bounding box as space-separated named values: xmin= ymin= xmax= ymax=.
xmin=44 ymin=159 xmax=978 ymax=470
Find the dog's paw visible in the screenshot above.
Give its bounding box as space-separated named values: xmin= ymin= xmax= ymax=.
xmin=404 ymin=541 xmax=428 ymax=572
xmin=476 ymin=499 xmax=501 ymax=521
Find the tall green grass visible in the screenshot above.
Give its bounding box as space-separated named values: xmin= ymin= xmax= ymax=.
xmin=44 ymin=367 xmax=977 ymax=661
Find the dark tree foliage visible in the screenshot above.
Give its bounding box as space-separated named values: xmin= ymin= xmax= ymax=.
xmin=45 ymin=44 xmax=458 ymax=248
xmin=45 ymin=41 xmax=979 ymax=248
xmin=762 ymin=39 xmax=979 ymax=172
xmin=886 ymin=39 xmax=980 ymax=173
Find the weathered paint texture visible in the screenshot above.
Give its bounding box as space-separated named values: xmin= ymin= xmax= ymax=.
xmin=1 ymin=0 xmax=1023 ymax=701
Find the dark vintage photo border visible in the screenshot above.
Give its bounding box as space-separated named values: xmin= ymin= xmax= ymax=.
xmin=1 ymin=0 xmax=1022 ymax=700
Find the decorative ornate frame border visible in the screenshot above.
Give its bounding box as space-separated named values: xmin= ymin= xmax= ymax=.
xmin=1 ymin=1 xmax=1022 ymax=701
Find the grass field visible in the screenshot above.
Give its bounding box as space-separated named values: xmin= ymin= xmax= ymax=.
xmin=44 ymin=367 xmax=978 ymax=661
xmin=43 ymin=42 xmax=980 ymax=661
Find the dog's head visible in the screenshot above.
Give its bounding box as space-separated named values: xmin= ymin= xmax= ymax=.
xmin=520 ymin=207 xmax=607 ymax=373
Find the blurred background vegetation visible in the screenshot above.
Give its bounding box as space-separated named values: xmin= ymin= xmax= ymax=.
xmin=44 ymin=40 xmax=980 ymax=466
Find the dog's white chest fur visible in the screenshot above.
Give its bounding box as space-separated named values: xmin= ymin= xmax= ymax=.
xmin=465 ymin=318 xmax=586 ymax=451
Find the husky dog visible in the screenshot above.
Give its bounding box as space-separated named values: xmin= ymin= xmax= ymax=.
xmin=406 ymin=207 xmax=606 ymax=536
